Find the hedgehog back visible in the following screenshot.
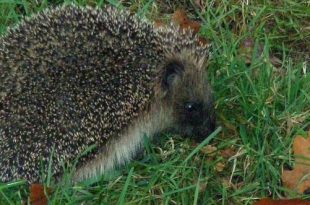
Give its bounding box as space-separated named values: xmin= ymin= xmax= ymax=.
xmin=0 ymin=5 xmax=162 ymax=182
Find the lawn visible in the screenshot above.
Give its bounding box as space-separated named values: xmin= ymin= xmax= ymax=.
xmin=0 ymin=0 xmax=309 ymax=204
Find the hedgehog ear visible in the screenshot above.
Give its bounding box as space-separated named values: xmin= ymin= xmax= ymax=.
xmin=162 ymin=61 xmax=184 ymax=90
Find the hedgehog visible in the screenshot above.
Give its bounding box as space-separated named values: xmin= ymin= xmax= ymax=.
xmin=0 ymin=4 xmax=215 ymax=183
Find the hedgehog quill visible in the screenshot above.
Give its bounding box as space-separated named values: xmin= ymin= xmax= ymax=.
xmin=0 ymin=4 xmax=215 ymax=183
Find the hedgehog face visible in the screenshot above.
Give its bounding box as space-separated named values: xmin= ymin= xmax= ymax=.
xmin=160 ymin=58 xmax=216 ymax=142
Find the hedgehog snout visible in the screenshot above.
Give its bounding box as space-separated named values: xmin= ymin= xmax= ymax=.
xmin=180 ymin=100 xmax=216 ymax=142
xmin=184 ymin=102 xmax=204 ymax=125
xmin=195 ymin=112 xmax=216 ymax=142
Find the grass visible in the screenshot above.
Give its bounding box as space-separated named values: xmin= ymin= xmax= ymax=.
xmin=0 ymin=0 xmax=309 ymax=204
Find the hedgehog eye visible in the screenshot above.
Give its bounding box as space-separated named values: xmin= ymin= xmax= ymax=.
xmin=162 ymin=61 xmax=184 ymax=90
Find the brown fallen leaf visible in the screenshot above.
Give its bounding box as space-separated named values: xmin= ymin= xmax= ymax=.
xmin=239 ymin=37 xmax=264 ymax=65
xmin=172 ymin=9 xmax=201 ymax=33
xmin=239 ymin=37 xmax=283 ymax=68
xmin=172 ymin=9 xmax=189 ymax=27
xmin=194 ymin=0 xmax=202 ymax=7
xmin=155 ymin=9 xmax=209 ymax=46
xmin=200 ymin=144 xmax=217 ymax=155
xmin=220 ymin=147 xmax=237 ymax=158
xmin=215 ymin=162 xmax=225 ymax=172
xmin=30 ymin=184 xmax=52 ymax=205
xmin=194 ymin=0 xmax=205 ymax=10
xmin=269 ymin=55 xmax=282 ymax=68
xmin=282 ymin=130 xmax=310 ymax=193
xmin=253 ymin=198 xmax=310 ymax=205
xmin=172 ymin=9 xmax=209 ymax=46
